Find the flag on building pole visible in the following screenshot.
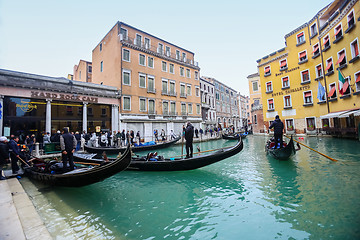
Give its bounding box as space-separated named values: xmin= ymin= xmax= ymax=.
xmin=317 ymin=81 xmax=325 ymax=101
xmin=338 ymin=69 xmax=346 ymax=95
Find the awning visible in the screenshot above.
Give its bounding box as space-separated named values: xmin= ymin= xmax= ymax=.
xmin=299 ymin=52 xmax=307 ymax=58
xmin=283 ymin=77 xmax=288 ymax=82
xmin=268 ymin=99 xmax=273 ymax=104
xmin=328 ymin=87 xmax=336 ymax=98
xmin=341 ymin=80 xmax=349 ymax=93
xmin=298 ymin=32 xmax=304 ymax=37
xmin=265 ymin=67 xmax=270 ymax=73
xmin=304 ymin=92 xmax=312 ymax=97
xmin=317 ymin=65 xmax=322 ymax=70
xmin=336 ymin=53 xmax=345 ymax=64
xmin=312 ymin=45 xmax=319 ymax=53
xmin=334 ymin=28 xmax=342 ymax=37
xmin=354 ymin=110 xmax=360 ymax=116
xmin=326 ymin=61 xmax=333 ymax=71
xmin=323 ymin=38 xmax=329 ymax=45
xmin=338 ymin=109 xmax=360 ymax=118
xmin=280 ymin=60 xmax=287 ymax=67
xmin=356 ymin=74 xmax=360 ymax=83
xmin=266 ymin=82 xmax=272 ymax=86
xmin=320 ymin=110 xmax=352 ymax=119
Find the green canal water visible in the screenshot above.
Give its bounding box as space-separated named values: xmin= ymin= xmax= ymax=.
xmin=21 ymin=136 xmax=360 ymax=239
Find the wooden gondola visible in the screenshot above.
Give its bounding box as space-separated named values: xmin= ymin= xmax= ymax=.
xmin=84 ymin=136 xmax=181 ymax=155
xmin=265 ymin=135 xmax=297 ymax=160
xmin=222 ymin=133 xmax=241 ymax=140
xmin=75 ymin=138 xmax=244 ymax=171
xmin=24 ymin=145 xmax=131 ymax=187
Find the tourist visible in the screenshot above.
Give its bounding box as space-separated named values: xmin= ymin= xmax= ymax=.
xmin=9 ymin=136 xmax=23 ymax=174
xmin=195 ymin=128 xmax=199 ymax=138
xmin=154 ymin=129 xmax=159 ymax=142
xmin=100 ymin=132 xmax=108 ymax=147
xmin=170 ymin=130 xmax=176 ymax=140
xmin=160 ymin=129 xmax=166 ymax=141
xmin=112 ymin=131 xmax=117 ymax=146
xmin=0 ymin=137 xmax=9 ymax=180
xmin=43 ymin=132 xmax=51 ymax=148
xmin=269 ymin=115 xmax=284 ymax=149
xmin=126 ymin=131 xmax=130 ymax=145
xmin=60 ymin=127 xmax=77 ymax=171
xmin=107 ymin=131 xmax=112 ymax=146
xmin=199 ymin=128 xmax=203 ymax=138
xmin=74 ymin=131 xmax=81 ymax=151
xmin=121 ymin=130 xmax=126 ymax=146
xmin=51 ymin=130 xmax=61 ymax=143
xmin=185 ymin=121 xmax=194 ymax=158
xmin=89 ymin=132 xmax=97 ymax=147
xmin=130 ymin=130 xmax=135 ymax=145
xmin=210 ymin=128 xmax=213 ymax=137
xmin=136 ymin=131 xmax=141 ymax=145
xmin=116 ymin=131 xmax=122 ymax=146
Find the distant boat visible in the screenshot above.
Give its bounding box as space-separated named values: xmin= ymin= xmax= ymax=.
xmin=24 ymin=145 xmax=131 ymax=187
xmin=265 ymin=136 xmax=298 ymax=160
xmin=75 ymin=138 xmax=244 ymax=171
xmin=222 ymin=133 xmax=241 ymax=140
xmin=84 ymin=136 xmax=181 ymax=155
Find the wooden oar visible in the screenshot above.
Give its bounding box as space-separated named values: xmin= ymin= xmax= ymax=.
xmin=18 ymin=156 xmax=31 ymax=167
xmin=173 ymin=146 xmax=227 ymax=158
xmin=74 ymin=161 xmax=100 ymax=166
xmin=284 ymin=135 xmax=338 ymax=162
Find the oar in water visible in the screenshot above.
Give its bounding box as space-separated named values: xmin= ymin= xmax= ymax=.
xmin=284 ymin=135 xmax=338 ymax=162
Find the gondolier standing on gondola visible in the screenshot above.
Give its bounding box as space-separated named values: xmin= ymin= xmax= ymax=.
xmin=185 ymin=121 xmax=194 ymax=158
xmin=269 ymin=115 xmax=284 ymax=149
xmin=60 ymin=127 xmax=77 ymax=171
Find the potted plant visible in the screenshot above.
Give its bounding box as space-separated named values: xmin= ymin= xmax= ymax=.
xmin=287 ymin=125 xmax=294 ymax=131
xmin=323 ymin=124 xmax=329 ymax=128
xmin=307 ymin=124 xmax=315 ymax=131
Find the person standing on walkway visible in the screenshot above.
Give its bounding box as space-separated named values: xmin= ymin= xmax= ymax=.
xmin=0 ymin=137 xmax=9 ymax=180
xmin=74 ymin=131 xmax=81 ymax=151
xmin=8 ymin=136 xmax=22 ymax=174
xmin=60 ymin=127 xmax=77 ymax=171
xmin=121 ymin=130 xmax=126 ymax=146
xmin=185 ymin=121 xmax=194 ymax=158
xmin=269 ymin=115 xmax=284 ymax=149
xmin=43 ymin=132 xmax=51 ymax=148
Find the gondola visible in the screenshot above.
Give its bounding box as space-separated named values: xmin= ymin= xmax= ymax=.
xmin=24 ymin=145 xmax=131 ymax=187
xmin=240 ymin=132 xmax=248 ymax=139
xmin=222 ymin=133 xmax=241 ymax=140
xmin=74 ymin=138 xmax=243 ymax=171
xmin=265 ymin=135 xmax=297 ymax=160
xmin=84 ymin=136 xmax=181 ymax=155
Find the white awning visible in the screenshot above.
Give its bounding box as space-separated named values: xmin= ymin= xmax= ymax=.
xmin=353 ymin=110 xmax=360 ymax=117
xmin=320 ymin=110 xmax=351 ymax=119
xmin=338 ymin=109 xmax=360 ymax=118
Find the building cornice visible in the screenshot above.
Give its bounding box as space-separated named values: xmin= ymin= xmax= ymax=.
xmin=258 ymin=53 xmax=288 ymax=68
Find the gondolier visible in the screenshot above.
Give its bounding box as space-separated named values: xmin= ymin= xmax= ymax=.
xmin=185 ymin=121 xmax=194 ymax=158
xmin=60 ymin=127 xmax=77 ymax=171
xmin=269 ymin=115 xmax=284 ymax=149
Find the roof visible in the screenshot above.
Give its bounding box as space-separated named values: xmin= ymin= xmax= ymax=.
xmin=247 ymin=73 xmax=259 ymax=78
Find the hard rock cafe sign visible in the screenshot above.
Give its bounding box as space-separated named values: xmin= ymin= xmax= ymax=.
xmin=16 ymin=100 xmax=37 ymax=112
xmin=30 ymin=91 xmax=98 ymax=103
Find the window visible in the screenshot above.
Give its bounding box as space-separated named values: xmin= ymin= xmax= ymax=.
xmin=100 ymin=61 xmax=103 ymax=72
xmin=196 ymin=104 xmax=201 ymax=114
xmin=120 ymin=28 xmax=128 ymax=40
xmin=123 ymin=49 xmax=130 ymax=62
xmin=297 ymin=32 xmax=305 ymax=44
xmin=315 ymin=64 xmax=323 ymax=78
xmin=163 ymin=101 xmax=169 ymax=114
xmin=162 ymin=79 xmax=168 ymax=94
xmin=188 ymin=103 xmax=193 ymax=114
xmin=299 ymin=51 xmax=307 ymax=62
xmin=169 ymin=63 xmax=174 ymax=74
xmin=334 ymin=24 xmax=343 ymax=40
xmin=148 ymin=56 xmax=154 ymax=68
xmin=180 ymin=84 xmax=186 ymax=97
xmin=135 ymin=34 xmax=142 ymax=46
xmin=325 ymin=58 xmax=334 ymax=73
xmin=306 ymin=117 xmax=315 ymax=129
xmin=336 ymin=49 xmax=347 ymax=67
xmin=264 ymin=66 xmax=271 ymax=76
xmin=181 ymin=103 xmax=186 ymax=114
xmin=310 ymin=23 xmax=317 ymax=37
xmin=148 ymin=100 xmax=155 ymax=114
xmin=176 ymin=50 xmax=180 ymax=60
xmin=195 ymin=86 xmax=200 ymax=97
xmin=266 ymin=82 xmax=272 ymax=92
xmin=280 ymin=59 xmax=287 ymax=70
xmin=301 ymin=70 xmax=310 ymax=83
xmin=355 ymin=72 xmax=360 ymax=92
xmin=286 ymin=119 xmax=294 ymax=130
xmin=350 ymin=39 xmax=359 ymax=59
xmin=123 ymin=69 xmax=131 ymax=85
xmin=268 ymin=99 xmax=274 ymax=110
xmin=79 ymin=71 xmax=81 ymax=80
xmin=323 ymin=35 xmax=330 ymax=49
xmin=195 ymin=71 xmax=199 ymax=80
xmin=180 ymin=67 xmax=184 ymax=76
xmin=165 ymin=46 xmax=170 ymax=56
xmin=123 ymin=96 xmax=131 ymax=110
xmin=66 ymin=106 xmax=73 ymax=114
xmin=162 ymin=61 xmax=167 ymax=72
xmin=169 ymin=81 xmax=175 ymax=95
xmin=304 ymin=91 xmax=313 ymax=104
xmin=186 ymin=69 xmax=191 ymax=78
xmin=312 ymin=43 xmax=320 ymax=56
xmin=282 ymin=76 xmax=289 ymax=88
xmin=254 ymin=115 xmax=257 ymax=124
xmin=347 ymin=11 xmax=355 ymax=28
xmin=252 ymin=82 xmax=258 ymax=91
xmin=170 ymin=102 xmax=176 ymax=114
xmin=88 ymin=66 xmax=92 ymax=73
xmin=139 ymin=54 xmax=146 ymax=66
xmin=187 ymin=85 xmax=191 ymax=96
xmin=139 ymin=74 xmax=146 ymax=88
xmin=284 ymin=95 xmax=292 ymax=108
xmin=145 ymin=38 xmax=150 ymax=49
xmin=340 ymin=77 xmax=351 ymax=95
xmin=182 ymin=52 xmax=186 ymax=62
xmin=148 ymin=76 xmax=155 ymax=92
xmin=88 ymin=108 xmax=93 ymax=116
xmin=328 ymin=83 xmax=337 ymax=99
xmin=140 ymin=98 xmax=146 ymax=111
xmin=158 ymin=43 xmax=163 ymax=54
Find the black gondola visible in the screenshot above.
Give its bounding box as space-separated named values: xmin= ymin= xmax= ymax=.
xmin=222 ymin=133 xmax=241 ymax=140
xmin=84 ymin=136 xmax=181 ymax=155
xmin=24 ymin=145 xmax=131 ymax=187
xmin=265 ymin=136 xmax=297 ymax=160
xmin=75 ymin=138 xmax=243 ymax=171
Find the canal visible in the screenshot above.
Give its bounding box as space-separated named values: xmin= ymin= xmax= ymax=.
xmin=21 ymin=136 xmax=360 ymax=239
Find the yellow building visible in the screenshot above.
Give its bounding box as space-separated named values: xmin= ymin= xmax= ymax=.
xmin=247 ymin=73 xmax=265 ymax=134
xmin=73 ymin=60 xmax=92 ymax=82
xmin=91 ymin=22 xmax=202 ymax=140
xmin=257 ymin=0 xmax=360 ymax=138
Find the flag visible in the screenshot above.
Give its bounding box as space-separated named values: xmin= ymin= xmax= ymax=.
xmin=338 ymin=69 xmax=346 ymax=95
xmin=317 ymin=81 xmax=325 ymax=101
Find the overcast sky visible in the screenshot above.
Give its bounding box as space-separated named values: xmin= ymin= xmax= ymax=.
xmin=0 ymin=0 xmax=332 ymax=95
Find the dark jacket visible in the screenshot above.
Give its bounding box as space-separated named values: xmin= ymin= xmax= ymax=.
xmin=74 ymin=133 xmax=81 ymax=141
xmin=185 ymin=124 xmax=194 ymax=142
xmin=51 ymin=133 xmax=61 ymax=143
xmin=9 ymin=139 xmax=21 ymax=156
xmin=0 ymin=142 xmax=9 ymax=165
xmin=269 ymin=119 xmax=284 ymax=134
xmin=60 ymin=133 xmax=77 ymax=152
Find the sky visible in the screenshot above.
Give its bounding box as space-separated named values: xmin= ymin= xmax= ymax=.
xmin=0 ymin=0 xmax=332 ymax=96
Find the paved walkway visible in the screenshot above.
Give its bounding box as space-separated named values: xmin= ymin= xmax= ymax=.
xmin=0 ymin=178 xmax=52 ymax=240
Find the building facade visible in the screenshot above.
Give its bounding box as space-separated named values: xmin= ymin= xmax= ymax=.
xmin=199 ymin=77 xmax=216 ymax=129
xmin=90 ymin=22 xmax=202 ymax=141
xmin=257 ymin=0 xmax=360 ymax=138
xmin=73 ymin=60 xmax=92 ymax=83
xmin=238 ymin=94 xmax=250 ymax=130
xmin=247 ymin=73 xmax=264 ymax=133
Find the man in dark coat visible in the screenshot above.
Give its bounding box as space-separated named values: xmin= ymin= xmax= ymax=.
xmin=60 ymin=127 xmax=77 ymax=171
xmin=184 ymin=121 xmax=194 ymax=158
xmin=269 ymin=115 xmax=284 ymax=148
xmin=8 ymin=136 xmax=23 ymax=174
xmin=0 ymin=137 xmax=9 ymax=180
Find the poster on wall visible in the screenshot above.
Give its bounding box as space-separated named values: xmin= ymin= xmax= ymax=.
xmin=4 ymin=127 xmax=10 ymax=137
xmin=96 ymin=126 xmax=101 ymax=132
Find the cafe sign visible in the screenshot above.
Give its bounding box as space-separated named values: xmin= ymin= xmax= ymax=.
xmin=31 ymin=91 xmax=98 ymax=103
